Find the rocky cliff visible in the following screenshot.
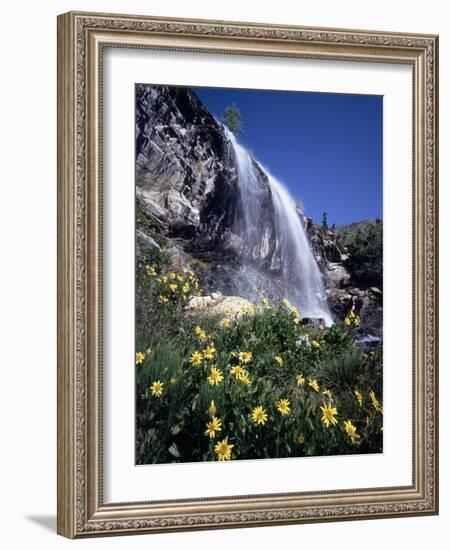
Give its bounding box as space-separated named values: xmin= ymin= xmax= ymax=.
xmin=136 ymin=84 xmax=382 ymax=337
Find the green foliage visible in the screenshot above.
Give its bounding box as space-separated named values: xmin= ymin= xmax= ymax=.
xmin=222 ymin=103 xmax=244 ymax=136
xmin=322 ymin=211 xmax=328 ymax=231
xmin=135 ymin=221 xmax=383 ymax=464
xmin=339 ymin=221 xmax=383 ymax=288
xmin=136 ymin=289 xmax=383 ymax=463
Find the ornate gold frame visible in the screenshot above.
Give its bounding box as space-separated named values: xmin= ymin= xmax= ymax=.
xmin=57 ymin=11 xmax=439 ymax=538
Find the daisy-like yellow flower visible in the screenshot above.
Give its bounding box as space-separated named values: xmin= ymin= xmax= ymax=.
xmin=277 ymin=399 xmax=291 ymax=416
xmin=296 ymin=373 xmax=305 ymax=386
xmin=159 ymin=295 xmax=169 ymax=304
xmin=262 ymin=298 xmax=269 ymax=305
xmin=370 ymin=390 xmax=383 ymax=413
xmin=252 ymin=406 xmax=268 ymax=425
xmin=354 ymin=389 xmax=363 ymax=407
xmin=344 ymin=317 xmax=352 ymax=326
xmin=204 ymin=416 xmax=222 ymax=439
xmin=274 ymin=355 xmax=284 ymax=366
xmin=194 ymin=326 xmax=207 ymax=341
xmin=207 ymin=367 xmax=224 ymax=386
xmin=320 ymin=402 xmax=338 ymax=428
xmin=230 ymin=365 xmax=246 ymax=380
xmin=190 ymin=350 xmax=203 ymax=366
xmin=169 ymin=283 xmax=178 ymax=292
xmin=323 ymin=388 xmax=333 ymax=400
xmin=239 ymin=351 xmax=253 ymax=364
xmin=177 ymin=274 xmax=184 ymax=282
xmin=182 ymin=283 xmax=190 ymax=294
xmin=291 ymin=306 xmax=299 ymax=316
xmin=207 ymin=400 xmax=217 ymax=416
xmin=203 ymin=344 xmax=216 ymax=360
xmin=343 ymin=420 xmax=360 ymax=443
xmin=150 ymin=380 xmax=163 ymax=398
xmin=311 ymin=340 xmax=321 ymax=348
xmin=239 ymin=372 xmax=251 ymax=386
xmin=308 ymin=378 xmax=320 ymax=392
xmin=135 ymin=351 xmax=145 ymax=365
xmin=293 ymin=316 xmax=301 ymax=325
xmin=146 ymin=266 xmax=157 ymax=277
xmin=282 ymin=299 xmax=289 ymax=306
xmin=169 ymin=273 xmax=176 ymax=280
xmin=161 ymin=275 xmax=168 ymax=283
xmin=214 ymin=437 xmax=234 ymax=461
xmin=222 ymin=318 xmax=231 ymax=328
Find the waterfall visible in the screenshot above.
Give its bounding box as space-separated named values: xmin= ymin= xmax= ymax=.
xmin=224 ymin=127 xmax=333 ymax=326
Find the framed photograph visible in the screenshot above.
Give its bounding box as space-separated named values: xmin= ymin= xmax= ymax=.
xmin=57 ymin=11 xmax=439 ymax=538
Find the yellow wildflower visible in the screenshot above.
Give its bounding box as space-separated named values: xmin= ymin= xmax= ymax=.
xmin=354 ymin=389 xmax=363 ymax=407
xmin=296 ymin=434 xmax=305 ymax=444
xmin=203 ymin=345 xmax=216 ymax=360
xmin=239 ymin=351 xmax=253 ymax=364
xmin=311 ymin=340 xmax=321 ymax=348
xmin=159 ymin=295 xmax=169 ymax=303
xmin=135 ymin=351 xmax=145 ymax=365
xmin=182 ymin=283 xmax=190 ymax=294
xmin=208 ymin=367 xmax=224 ymax=386
xmin=207 ymin=400 xmax=217 ymax=416
xmin=262 ymin=298 xmax=269 ymax=305
xmin=169 ymin=283 xmax=178 ymax=292
xmin=214 ymin=437 xmax=234 ymax=461
xmin=370 ymin=390 xmax=383 ymax=413
xmin=274 ymin=355 xmax=284 ymax=366
xmin=323 ymin=388 xmax=333 ymax=400
xmin=296 ymin=373 xmax=305 ymax=386
xmin=190 ymin=351 xmax=203 ymax=366
xmin=146 ymin=266 xmax=157 ymax=277
xmin=204 ymin=416 xmax=222 ymax=439
xmin=161 ymin=276 xmax=168 ymax=283
xmin=277 ymin=399 xmax=291 ymax=416
xmin=293 ymin=317 xmax=301 ymax=325
xmin=222 ymin=318 xmax=231 ymax=328
xmin=344 ymin=420 xmax=360 ymax=443
xmin=150 ymin=380 xmax=163 ymax=398
xmin=230 ymin=365 xmax=245 ymax=380
xmin=291 ymin=306 xmax=299 ymax=316
xmin=194 ymin=325 xmax=207 ymax=341
xmin=282 ymin=299 xmax=289 ymax=306
xmin=344 ymin=317 xmax=351 ymax=326
xmin=320 ymin=402 xmax=338 ymax=428
xmin=169 ymin=273 xmax=176 ymax=280
xmin=308 ymin=378 xmax=320 ymax=392
xmin=177 ymin=274 xmax=184 ymax=282
xmin=239 ymin=372 xmax=251 ymax=386
xmin=252 ymin=406 xmax=268 ymax=425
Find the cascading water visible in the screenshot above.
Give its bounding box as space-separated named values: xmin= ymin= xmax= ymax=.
xmin=224 ymin=126 xmax=333 ymax=326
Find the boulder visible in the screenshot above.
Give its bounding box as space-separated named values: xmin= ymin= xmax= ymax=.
xmin=186 ymin=292 xmax=255 ymax=320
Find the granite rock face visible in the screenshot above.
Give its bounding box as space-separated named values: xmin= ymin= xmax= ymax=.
xmin=136 ymin=85 xmax=382 ymax=337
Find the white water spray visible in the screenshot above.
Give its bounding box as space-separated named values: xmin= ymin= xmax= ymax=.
xmin=224 ymin=127 xmax=333 ymax=326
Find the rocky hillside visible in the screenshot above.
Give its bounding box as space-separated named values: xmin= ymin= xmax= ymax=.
xmin=136 ymin=85 xmax=382 ymax=338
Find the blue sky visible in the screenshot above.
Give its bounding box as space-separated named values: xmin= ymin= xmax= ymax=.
xmin=192 ymin=86 xmax=382 ymax=226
